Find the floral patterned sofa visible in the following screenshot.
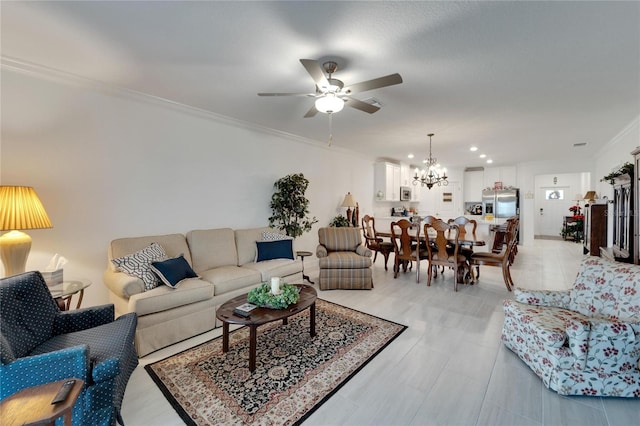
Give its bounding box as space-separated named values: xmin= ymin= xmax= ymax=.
xmin=502 ymin=257 xmax=640 ymax=397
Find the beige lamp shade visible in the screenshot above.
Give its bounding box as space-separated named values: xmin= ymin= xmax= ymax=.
xmin=341 ymin=192 xmax=357 ymax=208
xmin=0 ymin=186 xmax=52 ymax=277
xmin=583 ymin=191 xmax=598 ymax=202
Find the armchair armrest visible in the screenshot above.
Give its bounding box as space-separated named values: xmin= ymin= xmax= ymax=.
xmin=53 ymin=304 xmax=115 ymax=335
xmin=514 ymin=288 xmax=571 ymax=308
xmin=356 ymin=245 xmax=372 ymax=257
xmin=0 ymin=346 xmax=88 ymax=400
xmin=316 ymin=244 xmax=328 ymax=258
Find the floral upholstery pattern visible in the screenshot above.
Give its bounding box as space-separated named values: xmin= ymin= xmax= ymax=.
xmin=502 ymin=257 xmax=640 ymax=397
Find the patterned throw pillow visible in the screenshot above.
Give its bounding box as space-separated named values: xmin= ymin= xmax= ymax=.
xmin=111 ymin=242 xmax=167 ymax=291
xmin=261 ymin=231 xmax=293 ymax=241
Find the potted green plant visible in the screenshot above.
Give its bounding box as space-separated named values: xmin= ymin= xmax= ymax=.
xmin=268 ymin=173 xmax=318 ymax=237
xmin=329 ymin=215 xmax=351 ymax=227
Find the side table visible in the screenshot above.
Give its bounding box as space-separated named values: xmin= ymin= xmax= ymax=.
xmin=296 ymin=251 xmax=314 ymax=284
xmin=0 ymin=378 xmax=84 ymax=426
xmin=49 ymin=280 xmax=92 ymax=311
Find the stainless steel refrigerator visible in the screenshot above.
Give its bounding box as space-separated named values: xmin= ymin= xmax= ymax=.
xmin=482 ymin=189 xmax=519 ymax=218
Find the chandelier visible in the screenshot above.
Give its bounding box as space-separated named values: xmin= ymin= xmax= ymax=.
xmin=413 ymin=133 xmax=448 ymax=190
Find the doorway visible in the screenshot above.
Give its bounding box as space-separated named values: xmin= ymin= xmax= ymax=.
xmin=533 ymin=173 xmax=589 ymax=239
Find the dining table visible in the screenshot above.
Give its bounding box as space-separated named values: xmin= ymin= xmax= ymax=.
xmin=377 ymin=227 xmax=488 ymax=247
xmin=377 ymin=223 xmax=489 ymax=283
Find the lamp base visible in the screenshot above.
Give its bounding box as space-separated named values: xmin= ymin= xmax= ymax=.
xmin=0 ymin=230 xmax=32 ymax=277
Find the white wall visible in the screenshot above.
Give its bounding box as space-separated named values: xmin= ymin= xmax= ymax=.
xmin=516 ymin=116 xmax=639 ymax=246
xmin=593 ymin=118 xmax=640 ymax=246
xmin=0 ymin=68 xmax=376 ymax=307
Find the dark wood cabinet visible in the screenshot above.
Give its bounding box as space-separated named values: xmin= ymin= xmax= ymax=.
xmin=583 ymin=204 xmax=607 ymax=256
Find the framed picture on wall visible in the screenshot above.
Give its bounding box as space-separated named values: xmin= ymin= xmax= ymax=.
xmin=443 ymin=192 xmax=452 ymax=202
xmin=546 ymin=189 xmax=564 ymax=200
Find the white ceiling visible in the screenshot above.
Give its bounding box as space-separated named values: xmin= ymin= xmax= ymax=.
xmin=2 ymin=1 xmax=639 ymax=169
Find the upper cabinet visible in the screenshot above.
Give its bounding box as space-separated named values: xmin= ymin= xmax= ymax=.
xmin=483 ymin=166 xmax=517 ymax=189
xmin=464 ymin=170 xmax=484 ymax=202
xmin=374 ymin=162 xmax=401 ymax=201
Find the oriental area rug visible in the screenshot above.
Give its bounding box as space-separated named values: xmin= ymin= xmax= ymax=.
xmin=145 ymin=299 xmax=407 ymax=425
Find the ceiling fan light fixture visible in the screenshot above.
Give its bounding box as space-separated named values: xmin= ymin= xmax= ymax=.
xmin=315 ymin=94 xmax=344 ymax=114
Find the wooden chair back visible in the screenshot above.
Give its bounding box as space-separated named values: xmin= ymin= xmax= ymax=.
xmin=391 ymin=219 xmax=418 ymax=262
xmin=425 ymin=219 xmax=460 ymax=266
xmin=447 ymin=216 xmax=477 ymax=236
xmin=361 ymin=215 xmax=380 ymax=250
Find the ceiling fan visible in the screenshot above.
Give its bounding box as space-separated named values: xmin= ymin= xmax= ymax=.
xmin=258 ymin=59 xmax=403 ymax=118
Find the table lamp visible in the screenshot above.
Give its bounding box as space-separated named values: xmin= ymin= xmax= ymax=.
xmin=341 ymin=192 xmax=356 ymax=226
xmin=583 ymin=191 xmax=598 ymax=203
xmin=0 ymin=186 xmax=53 ymax=277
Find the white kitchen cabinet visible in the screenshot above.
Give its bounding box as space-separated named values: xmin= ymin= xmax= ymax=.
xmin=483 ymin=166 xmax=517 ymax=189
xmin=464 ymin=170 xmax=484 ymax=201
xmin=374 ymin=162 xmax=401 ymax=201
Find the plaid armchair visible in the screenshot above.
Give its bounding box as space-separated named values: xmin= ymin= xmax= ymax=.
xmin=0 ymin=271 xmax=138 ymax=425
xmin=316 ymin=227 xmax=373 ymax=290
xmin=502 ymin=257 xmax=640 ymax=397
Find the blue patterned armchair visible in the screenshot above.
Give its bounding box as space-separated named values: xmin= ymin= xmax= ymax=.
xmin=0 ymin=271 xmax=138 ymax=425
xmin=502 ymin=257 xmax=640 ymax=397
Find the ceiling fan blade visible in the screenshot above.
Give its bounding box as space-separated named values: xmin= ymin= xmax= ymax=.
xmin=304 ymin=104 xmax=319 ymax=118
xmin=344 ymin=73 xmax=403 ymax=94
xmin=344 ymin=97 xmax=380 ymax=114
xmin=300 ymin=59 xmax=330 ymax=90
xmin=258 ymin=92 xmax=316 ymax=97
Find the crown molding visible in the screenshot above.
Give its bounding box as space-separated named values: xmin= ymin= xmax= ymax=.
xmin=1 ymin=55 xmax=364 ymax=157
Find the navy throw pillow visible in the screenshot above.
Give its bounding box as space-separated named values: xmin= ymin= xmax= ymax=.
xmin=256 ymin=239 xmax=294 ymax=262
xmin=150 ymin=255 xmax=198 ymax=288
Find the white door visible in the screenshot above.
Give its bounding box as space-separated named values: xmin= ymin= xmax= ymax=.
xmin=536 ymin=186 xmax=571 ymax=236
xmin=435 ymin=181 xmax=462 ymax=219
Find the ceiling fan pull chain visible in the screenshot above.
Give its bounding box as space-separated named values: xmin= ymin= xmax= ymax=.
xmin=328 ymin=113 xmax=333 ymax=146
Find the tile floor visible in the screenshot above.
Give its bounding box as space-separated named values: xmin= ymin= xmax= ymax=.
xmin=121 ymin=239 xmax=640 ymax=425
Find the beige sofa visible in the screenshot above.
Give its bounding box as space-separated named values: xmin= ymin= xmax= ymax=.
xmin=103 ymin=227 xmax=302 ymax=357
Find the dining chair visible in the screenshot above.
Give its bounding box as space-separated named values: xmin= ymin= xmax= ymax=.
xmin=390 ymin=219 xmax=428 ymax=282
xmin=447 ymin=216 xmax=477 ymax=260
xmin=424 ymin=219 xmax=472 ymax=291
xmin=361 ymin=215 xmax=394 ymax=270
xmin=470 ymin=218 xmax=518 ymax=291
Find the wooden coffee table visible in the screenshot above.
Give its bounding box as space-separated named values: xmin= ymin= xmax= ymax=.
xmin=216 ymin=284 xmax=317 ymax=372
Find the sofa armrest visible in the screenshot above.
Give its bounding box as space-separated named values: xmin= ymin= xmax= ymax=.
xmin=53 ymin=305 xmax=115 ymax=335
xmin=103 ymin=269 xmax=145 ymax=298
xmin=356 ymin=245 xmax=372 ymax=257
xmin=582 ymin=320 xmax=640 ymax=373
xmin=0 ymin=346 xmax=88 ymax=400
xmin=316 ymin=244 xmax=328 ymax=258
xmin=514 ymin=288 xmax=571 ymax=308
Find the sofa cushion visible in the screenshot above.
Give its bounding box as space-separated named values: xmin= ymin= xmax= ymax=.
xmin=111 ymin=242 xmax=168 ymax=291
xmin=151 ymin=255 xmax=198 ymax=288
xmin=187 ymin=228 xmax=237 ymax=271
xmin=569 ymin=257 xmax=640 ymax=320
xmin=108 ymin=234 xmax=191 ymax=272
xmin=235 ymin=227 xmax=273 ymax=266
xmin=243 ymin=259 xmax=302 ymax=281
xmin=318 ymin=252 xmax=372 ymax=269
xmin=256 ymin=239 xmax=294 ymax=262
xmin=197 ymin=266 xmax=261 ymax=295
xmin=127 ymin=278 xmax=213 ymax=316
